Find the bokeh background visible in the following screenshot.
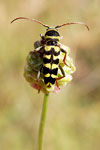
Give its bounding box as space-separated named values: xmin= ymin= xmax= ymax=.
xmin=0 ymin=0 xmax=100 ymax=150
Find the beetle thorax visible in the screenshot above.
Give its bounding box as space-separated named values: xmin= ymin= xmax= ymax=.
xmin=44 ymin=28 xmax=60 ymax=43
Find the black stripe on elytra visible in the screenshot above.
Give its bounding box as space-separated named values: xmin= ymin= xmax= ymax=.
xmin=43 ymin=54 xmax=59 ymax=65
xmin=43 ymin=58 xmax=51 ymax=64
xmin=51 ymin=68 xmax=58 ymax=75
xmin=43 ymin=66 xmax=50 ymax=75
xmin=52 ymin=59 xmax=59 ymax=64
xmin=44 ymin=50 xmax=51 ymax=55
xmin=43 ymin=66 xmax=58 ymax=75
xmin=44 ymin=77 xmax=56 ymax=84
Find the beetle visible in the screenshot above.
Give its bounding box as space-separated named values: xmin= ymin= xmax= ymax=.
xmin=11 ymin=17 xmax=89 ymax=89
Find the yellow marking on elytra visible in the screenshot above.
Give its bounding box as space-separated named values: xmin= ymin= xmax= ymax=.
xmin=54 ymin=46 xmax=60 ymax=52
xmin=46 ymin=82 xmax=54 ymax=87
xmin=43 ymin=63 xmax=51 ymax=69
xmin=53 ymin=55 xmax=59 ymax=60
xmin=51 ymin=74 xmax=57 ymax=78
xmin=45 ymin=46 xmax=51 ymax=51
xmin=44 ymin=73 xmax=50 ymax=77
xmin=52 ymin=64 xmax=58 ymax=69
xmin=46 ymin=82 xmax=50 ymax=87
xmin=50 ymin=83 xmax=53 ymax=86
xmin=43 ymin=54 xmax=51 ymax=59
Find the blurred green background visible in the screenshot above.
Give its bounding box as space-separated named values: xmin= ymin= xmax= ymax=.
xmin=0 ymin=0 xmax=100 ymax=150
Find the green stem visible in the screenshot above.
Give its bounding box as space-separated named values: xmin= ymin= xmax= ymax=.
xmin=38 ymin=93 xmax=49 ymax=150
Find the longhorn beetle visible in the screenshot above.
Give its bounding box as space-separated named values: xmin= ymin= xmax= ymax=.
xmin=11 ymin=17 xmax=89 ymax=89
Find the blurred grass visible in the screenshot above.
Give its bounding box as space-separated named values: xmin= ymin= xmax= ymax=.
xmin=0 ymin=0 xmax=100 ymax=150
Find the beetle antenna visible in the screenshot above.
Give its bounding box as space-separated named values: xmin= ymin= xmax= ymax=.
xmin=11 ymin=17 xmax=49 ymax=28
xmin=55 ymin=22 xmax=89 ymax=31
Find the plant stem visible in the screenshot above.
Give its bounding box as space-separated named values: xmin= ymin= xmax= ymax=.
xmin=38 ymin=93 xmax=49 ymax=150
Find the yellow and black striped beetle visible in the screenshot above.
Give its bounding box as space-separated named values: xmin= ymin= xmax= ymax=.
xmin=11 ymin=17 xmax=89 ymax=89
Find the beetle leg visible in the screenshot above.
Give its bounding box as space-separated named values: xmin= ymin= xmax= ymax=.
xmin=57 ymin=43 xmax=68 ymax=67
xmin=60 ymin=49 xmax=68 ymax=66
xmin=56 ymin=64 xmax=65 ymax=88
